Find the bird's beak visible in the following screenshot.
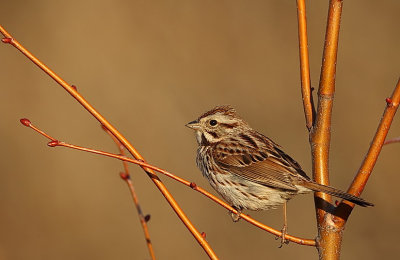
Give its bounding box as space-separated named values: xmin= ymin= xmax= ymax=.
xmin=185 ymin=120 xmax=200 ymax=130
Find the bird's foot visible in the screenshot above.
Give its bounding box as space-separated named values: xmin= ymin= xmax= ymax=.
xmin=276 ymin=225 xmax=289 ymax=247
xmin=230 ymin=206 xmax=242 ymax=222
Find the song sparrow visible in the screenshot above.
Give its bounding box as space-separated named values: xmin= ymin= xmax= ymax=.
xmin=186 ymin=105 xmax=373 ymax=229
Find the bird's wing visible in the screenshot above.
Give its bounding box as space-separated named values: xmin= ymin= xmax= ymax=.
xmin=213 ymin=132 xmax=310 ymax=191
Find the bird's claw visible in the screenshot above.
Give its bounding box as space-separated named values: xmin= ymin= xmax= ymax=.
xmin=230 ymin=206 xmax=242 ymax=222
xmin=276 ymin=225 xmax=289 ymax=247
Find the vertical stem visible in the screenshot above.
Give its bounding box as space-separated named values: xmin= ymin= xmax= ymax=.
xmin=296 ymin=0 xmax=314 ymax=130
xmin=310 ymin=0 xmax=343 ymax=259
xmin=106 ymin=129 xmax=156 ymax=260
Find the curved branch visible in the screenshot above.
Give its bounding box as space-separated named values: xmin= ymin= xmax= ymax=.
xmin=0 ymin=25 xmax=217 ymax=259
xmin=21 ymin=118 xmax=316 ymax=246
xmin=59 ymin=142 xmax=317 ymax=246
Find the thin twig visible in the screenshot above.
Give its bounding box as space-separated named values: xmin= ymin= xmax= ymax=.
xmin=0 ymin=25 xmax=218 ymax=259
xmin=335 ymin=78 xmax=400 ymax=216
xmin=296 ymin=0 xmax=314 ymax=130
xmin=20 ymin=118 xmax=317 ymax=247
xmin=384 ymin=136 xmax=400 ymax=145
xmin=103 ymin=127 xmax=156 ymax=260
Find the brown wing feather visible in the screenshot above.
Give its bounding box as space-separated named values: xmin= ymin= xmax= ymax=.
xmin=213 ymin=131 xmax=309 ymax=191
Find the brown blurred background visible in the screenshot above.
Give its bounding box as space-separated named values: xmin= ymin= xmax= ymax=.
xmin=1 ymin=0 xmax=399 ymax=259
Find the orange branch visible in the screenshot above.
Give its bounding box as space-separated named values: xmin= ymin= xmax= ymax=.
xmin=59 ymin=143 xmax=317 ymax=246
xmin=311 ymin=0 xmax=343 ymax=222
xmin=310 ymin=1 xmax=343 ymax=259
xmin=0 ymin=25 xmax=218 ymax=259
xmin=103 ymin=127 xmax=156 ymax=260
xmin=296 ymin=0 xmax=314 ymax=130
xmin=316 ymin=79 xmax=400 ymax=260
xmin=334 ymin=78 xmax=400 ymax=217
xmin=21 ymin=118 xmax=316 ymax=246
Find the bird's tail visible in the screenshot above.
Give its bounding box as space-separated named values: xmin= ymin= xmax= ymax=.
xmin=300 ymin=181 xmax=374 ymax=207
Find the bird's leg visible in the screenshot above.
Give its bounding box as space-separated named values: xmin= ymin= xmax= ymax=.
xmin=230 ymin=206 xmax=242 ymax=222
xmin=278 ymin=201 xmax=289 ymax=247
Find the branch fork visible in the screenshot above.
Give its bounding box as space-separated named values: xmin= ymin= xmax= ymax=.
xmin=296 ymin=0 xmax=399 ymax=259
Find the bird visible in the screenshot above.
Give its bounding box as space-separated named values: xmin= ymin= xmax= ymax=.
xmin=186 ymin=105 xmax=373 ymax=243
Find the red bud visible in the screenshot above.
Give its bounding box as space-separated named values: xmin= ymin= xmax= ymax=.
xmin=190 ymin=182 xmax=197 ymax=189
xmin=47 ymin=141 xmax=59 ymax=147
xmin=120 ymin=172 xmax=130 ymax=180
xmin=20 ymin=118 xmax=31 ymax=127
xmin=71 ymin=85 xmax=77 ymax=91
xmin=201 ymin=232 xmax=206 ymax=238
xmin=386 ymin=98 xmax=392 ymax=105
xmin=1 ymin=38 xmax=12 ymax=44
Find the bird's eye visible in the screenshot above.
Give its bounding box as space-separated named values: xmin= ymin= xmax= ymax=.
xmin=209 ymin=120 xmax=218 ymax=126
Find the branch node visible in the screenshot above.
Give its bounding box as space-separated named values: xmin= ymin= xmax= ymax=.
xmin=201 ymin=232 xmax=207 ymax=239
xmin=190 ymin=182 xmax=197 ymax=189
xmin=1 ymin=37 xmax=12 ymax=44
xmin=100 ymin=124 xmax=108 ymax=131
xmin=71 ymin=85 xmax=77 ymax=91
xmin=144 ymin=214 xmax=151 ymax=222
xmin=120 ymin=172 xmax=130 ymax=180
xmin=20 ymin=118 xmax=31 ymax=127
xmin=386 ymin=97 xmax=393 ymax=106
xmin=47 ymin=140 xmax=60 ymax=147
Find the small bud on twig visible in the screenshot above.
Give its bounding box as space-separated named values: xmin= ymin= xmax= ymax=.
xmin=100 ymin=124 xmax=108 ymax=131
xmin=47 ymin=140 xmax=60 ymax=147
xmin=201 ymin=232 xmax=207 ymax=238
xmin=120 ymin=172 xmax=130 ymax=180
xmin=71 ymin=85 xmax=77 ymax=91
xmin=20 ymin=118 xmax=31 ymax=127
xmin=1 ymin=38 xmax=12 ymax=44
xmin=386 ymin=97 xmax=392 ymax=106
xmin=144 ymin=214 xmax=151 ymax=222
xmin=190 ymin=182 xmax=197 ymax=189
